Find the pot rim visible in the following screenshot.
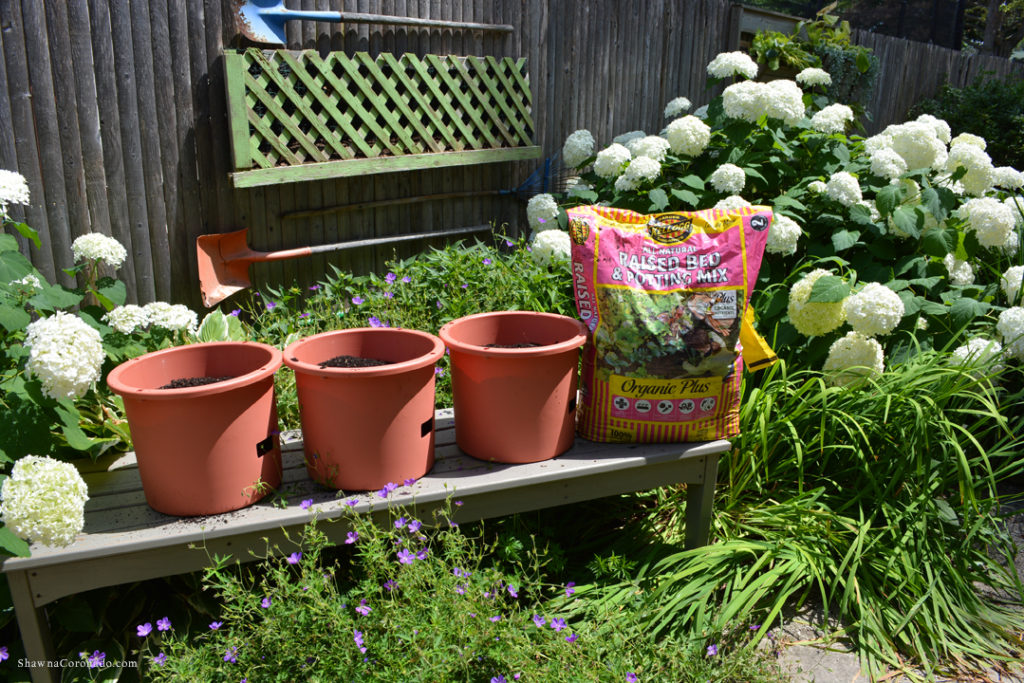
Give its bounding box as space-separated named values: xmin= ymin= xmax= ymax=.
xmin=106 ymin=341 xmax=283 ymax=399
xmin=282 ymin=327 xmax=445 ymax=378
xmin=439 ymin=311 xmax=588 ymax=358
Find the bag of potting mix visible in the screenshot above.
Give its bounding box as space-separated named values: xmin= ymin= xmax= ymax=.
xmin=568 ymin=204 xmax=774 ymax=443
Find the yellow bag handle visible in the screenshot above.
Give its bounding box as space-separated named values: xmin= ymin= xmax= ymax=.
xmin=740 ymin=305 xmax=778 ymax=372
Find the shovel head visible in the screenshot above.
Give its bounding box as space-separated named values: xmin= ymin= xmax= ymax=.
xmin=197 ymin=229 xmax=261 ymax=308
xmin=232 ymin=0 xmax=290 ymax=46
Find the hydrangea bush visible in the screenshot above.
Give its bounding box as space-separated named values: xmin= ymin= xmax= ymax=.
xmin=0 ymin=178 xmax=237 ymax=558
xmin=548 ymin=58 xmax=1023 ymax=382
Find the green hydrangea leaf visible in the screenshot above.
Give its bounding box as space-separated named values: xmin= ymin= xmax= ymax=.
xmin=807 ymin=275 xmax=850 ymax=303
xmin=831 ymin=229 xmax=861 ymax=252
xmin=949 ymin=296 xmax=990 ymax=331
xmin=920 ymin=224 xmax=958 ymax=258
xmin=875 ymin=183 xmax=903 ymax=217
xmin=0 ymin=526 xmax=31 ymax=558
xmin=647 ymin=188 xmax=670 ymax=212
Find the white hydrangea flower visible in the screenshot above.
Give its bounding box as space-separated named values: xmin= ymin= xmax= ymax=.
xmin=1003 ymin=229 xmax=1020 ymax=257
xmin=863 ymin=133 xmax=894 ymax=155
xmin=915 ymin=114 xmax=952 ymax=144
xmin=766 ymin=213 xmax=801 ymax=255
xmin=707 ymin=51 xmax=758 ymax=79
xmin=143 ymin=302 xmax=199 ymax=333
xmin=664 ymin=96 xmax=692 ymax=119
xmin=714 ymin=195 xmax=752 ymax=211
xmin=764 ymin=80 xmax=806 ymax=125
xmin=859 ymin=199 xmax=882 ymax=222
xmin=958 ymin=196 xmax=1016 ymax=249
xmin=870 ymin=148 xmax=908 ymax=180
xmin=807 ymin=180 xmax=828 ymax=194
xmin=0 ymin=169 xmax=30 ymax=217
xmin=997 ymin=307 xmax=1024 ymax=361
xmin=71 ymin=233 xmax=128 ymax=269
xmin=787 ymin=268 xmax=847 ymax=337
xmin=946 ymin=142 xmax=994 ymax=196
xmin=593 ymin=143 xmax=632 ymax=179
xmin=823 ymin=332 xmax=885 ymax=387
xmin=526 ymin=193 xmax=560 ymax=230
xmin=796 ymin=67 xmax=832 ymax=87
xmin=722 ymin=80 xmax=766 ymax=123
xmin=561 ymin=129 xmax=595 ymax=169
xmin=530 ymin=229 xmax=571 ymax=268
xmin=885 ymin=121 xmax=948 ymax=171
xmin=612 ymin=130 xmax=645 ymax=146
xmin=1002 ymin=265 xmax=1024 ymax=304
xmin=627 ymin=135 xmax=670 ymax=162
xmin=614 ymin=156 xmax=661 ymax=192
xmin=665 ymin=115 xmax=711 ymax=157
xmin=810 ymin=103 xmax=854 ymax=134
xmin=709 ymin=163 xmax=746 ymax=194
xmin=943 ymin=253 xmax=975 ymax=286
xmin=843 ymin=282 xmax=904 ymax=336
xmin=8 ymin=273 xmax=42 ymax=292
xmin=826 ymin=171 xmax=862 ymax=207
xmin=565 ymin=177 xmax=594 ymax=199
xmin=25 ymin=312 xmax=104 ymax=400
xmin=950 ymin=337 xmax=1004 ymax=375
xmin=950 ymin=132 xmax=986 ymax=150
xmin=0 ymin=455 xmax=89 ymax=548
xmin=992 ymin=166 xmax=1024 ymax=190
xmin=103 ymin=304 xmax=150 ymax=334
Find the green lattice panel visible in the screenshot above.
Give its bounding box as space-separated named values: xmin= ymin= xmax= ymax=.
xmin=223 ymin=49 xmax=540 ymax=187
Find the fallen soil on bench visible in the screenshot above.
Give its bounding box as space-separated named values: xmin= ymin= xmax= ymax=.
xmin=159 ymin=376 xmax=234 ymax=389
xmin=318 ymin=355 xmax=393 ymax=368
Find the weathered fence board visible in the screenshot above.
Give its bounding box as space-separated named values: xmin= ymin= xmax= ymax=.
xmin=2 ymin=0 xmax=1022 ymax=309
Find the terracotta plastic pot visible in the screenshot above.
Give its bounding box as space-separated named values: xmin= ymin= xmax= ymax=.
xmin=106 ymin=342 xmax=283 ymax=516
xmin=439 ymin=311 xmax=588 ymax=463
xmin=283 ymin=328 xmax=445 ymax=490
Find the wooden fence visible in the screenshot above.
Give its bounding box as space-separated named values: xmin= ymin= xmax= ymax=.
xmin=1 ymin=0 xmax=1021 ymax=308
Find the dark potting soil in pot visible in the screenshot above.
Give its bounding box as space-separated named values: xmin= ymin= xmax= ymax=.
xmin=484 ymin=342 xmax=542 ymax=348
xmin=158 ymin=376 xmax=235 ymax=389
xmin=317 ymin=355 xmax=394 ymax=368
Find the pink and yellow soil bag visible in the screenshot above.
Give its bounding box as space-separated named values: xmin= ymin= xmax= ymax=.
xmin=568 ymin=205 xmax=772 ymax=443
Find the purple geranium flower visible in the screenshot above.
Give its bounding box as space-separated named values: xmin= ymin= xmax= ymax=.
xmin=287 ymin=552 xmax=302 ymax=565
xmin=352 ymin=296 xmax=364 ymax=305
xmin=394 ymin=517 xmax=407 ymax=529
xmin=345 ymin=531 xmax=359 ymax=545
xmin=532 ymin=614 xmax=546 ymax=628
xmin=153 ymin=652 xmax=167 ymax=666
xmin=483 ymin=258 xmax=492 ymax=265
xmin=507 ymin=585 xmax=518 ymax=598
xmin=455 ymin=584 xmax=466 ymax=595
xmin=0 ymin=646 xmax=7 ymax=662
xmin=300 ymin=498 xmax=313 ymax=510
xmin=403 ymin=478 xmax=416 ymax=487
xmin=385 ymin=482 xmax=398 ymax=492
xmin=265 ymin=301 xmax=276 ymax=311
xmin=408 ymin=519 xmax=422 ymax=533
xmin=626 ymin=674 xmax=638 ymax=683
xmin=136 ymin=622 xmax=153 ymax=637
xmin=385 ymin=272 xmax=397 ymax=284
xmin=369 ymin=316 xmax=384 ymax=328
xmin=224 ymin=646 xmax=238 ymax=663
xmin=346 ymin=498 xmax=359 ymax=507
xmin=383 ymin=579 xmax=396 ymax=591
xmin=551 ymin=618 xmax=567 ymax=632
xmin=566 ymin=632 xmax=578 ymax=643
xmin=261 ymin=597 xmax=272 ymax=609
xmin=397 ymin=549 xmax=415 ymax=564
xmin=401 ymin=276 xmax=411 ymax=283
xmin=229 ymin=309 xmax=241 ymax=317
xmin=86 ymin=651 xmax=105 ymax=668
xmin=355 ymin=599 xmax=372 ymax=616
xmin=299 ymin=312 xmax=310 ymax=319
xmin=491 ymin=676 xmax=506 ymax=683
xmin=209 ymin=621 xmax=223 ymax=630
xmin=416 ymin=548 xmax=429 ymax=560
xmin=157 ymin=617 xmax=172 ymax=631
xmin=309 ymin=284 xmax=320 ymax=291
xmin=565 ymin=581 xmax=576 ymax=597
xmin=377 ymin=487 xmax=389 ymax=499
xmin=489 ymin=615 xmax=501 ymax=622
xmin=353 ymin=629 xmax=367 ymax=654
xmin=706 ymin=644 xmax=718 ymax=656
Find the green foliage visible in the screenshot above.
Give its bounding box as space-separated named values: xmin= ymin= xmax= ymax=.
xmin=129 ymin=501 xmax=783 ymax=682
xmin=911 ymin=75 xmax=1024 ymax=170
xmin=587 ymin=356 xmax=1024 ymax=679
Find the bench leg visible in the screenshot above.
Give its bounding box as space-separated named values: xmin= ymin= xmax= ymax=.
xmin=8 ymin=570 xmax=59 ymax=683
xmin=684 ymin=454 xmax=719 ymax=550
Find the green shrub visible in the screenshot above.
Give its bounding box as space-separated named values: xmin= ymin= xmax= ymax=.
xmin=911 ymin=75 xmax=1024 ymax=170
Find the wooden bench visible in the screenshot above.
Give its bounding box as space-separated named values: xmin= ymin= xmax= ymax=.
xmin=2 ymin=409 xmax=730 ymax=683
